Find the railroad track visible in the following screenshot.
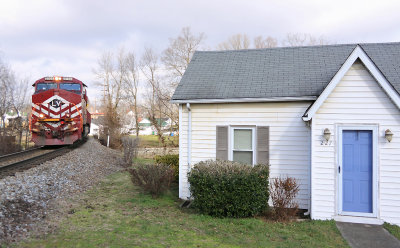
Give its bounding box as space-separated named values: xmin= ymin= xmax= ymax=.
xmin=0 ymin=139 xmax=86 ymax=179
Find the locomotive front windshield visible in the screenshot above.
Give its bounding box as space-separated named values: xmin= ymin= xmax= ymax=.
xmin=60 ymin=83 xmax=81 ymax=93
xmin=35 ymin=83 xmax=57 ymax=93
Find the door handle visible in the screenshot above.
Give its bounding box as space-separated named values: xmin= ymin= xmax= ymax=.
xmin=338 ymin=166 xmax=341 ymax=174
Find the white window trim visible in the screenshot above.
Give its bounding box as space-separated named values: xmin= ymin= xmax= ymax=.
xmin=336 ymin=125 xmax=379 ymax=218
xmin=228 ymin=126 xmax=256 ymax=165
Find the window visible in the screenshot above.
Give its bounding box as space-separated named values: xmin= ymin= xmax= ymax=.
xmin=60 ymin=83 xmax=81 ymax=93
xmin=35 ymin=83 xmax=57 ymax=93
xmin=230 ymin=127 xmax=255 ymax=165
xmin=216 ymin=125 xmax=269 ymax=165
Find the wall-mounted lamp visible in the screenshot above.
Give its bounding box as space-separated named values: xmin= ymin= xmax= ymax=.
xmin=323 ymin=128 xmax=331 ymax=142
xmin=385 ymin=129 xmax=393 ymax=142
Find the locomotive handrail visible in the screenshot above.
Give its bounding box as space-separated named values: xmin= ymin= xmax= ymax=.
xmin=28 ymin=112 xmax=32 ymax=132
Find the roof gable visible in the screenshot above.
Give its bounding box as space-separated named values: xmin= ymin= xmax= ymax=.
xmin=302 ymin=45 xmax=400 ymax=121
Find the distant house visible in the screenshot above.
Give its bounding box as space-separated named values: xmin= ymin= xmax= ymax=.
xmin=138 ymin=118 xmax=152 ymax=127
xmin=2 ymin=111 xmax=25 ymax=128
xmin=138 ymin=118 xmax=171 ymax=128
xmin=172 ymin=43 xmax=400 ymax=226
xmin=137 ymin=118 xmax=172 ymax=135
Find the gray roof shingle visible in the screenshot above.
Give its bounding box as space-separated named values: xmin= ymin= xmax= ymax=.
xmin=172 ymin=42 xmax=400 ymax=101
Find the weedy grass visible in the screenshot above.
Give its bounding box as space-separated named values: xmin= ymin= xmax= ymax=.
xmin=384 ymin=222 xmax=400 ymax=240
xmin=136 ymin=135 xmax=178 ymax=148
xmin=19 ymin=172 xmax=349 ymax=248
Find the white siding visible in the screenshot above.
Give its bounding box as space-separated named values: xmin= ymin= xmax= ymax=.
xmin=312 ymin=61 xmax=400 ymax=225
xmin=179 ymin=102 xmax=312 ymax=209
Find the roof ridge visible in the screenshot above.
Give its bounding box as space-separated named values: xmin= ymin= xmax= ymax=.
xmin=194 ymin=41 xmax=400 ymax=53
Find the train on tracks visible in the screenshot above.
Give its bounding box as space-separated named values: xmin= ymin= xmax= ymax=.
xmin=30 ymin=76 xmax=91 ymax=146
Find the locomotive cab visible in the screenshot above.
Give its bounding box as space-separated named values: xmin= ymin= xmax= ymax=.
xmin=34 ymin=77 xmax=84 ymax=94
xmin=31 ymin=76 xmax=91 ymax=146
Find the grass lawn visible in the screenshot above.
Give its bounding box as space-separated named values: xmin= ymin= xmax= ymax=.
xmin=384 ymin=222 xmax=400 ymax=240
xmin=19 ymin=172 xmax=348 ymax=248
xmin=132 ymin=157 xmax=155 ymax=164
xmin=136 ymin=135 xmax=178 ymax=148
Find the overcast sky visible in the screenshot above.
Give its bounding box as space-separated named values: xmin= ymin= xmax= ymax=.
xmin=1 ymin=0 xmax=400 ymax=99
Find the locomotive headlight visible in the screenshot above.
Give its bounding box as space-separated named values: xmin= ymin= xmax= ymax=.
xmin=65 ymin=113 xmax=70 ymax=118
xmin=39 ymin=113 xmax=45 ymax=119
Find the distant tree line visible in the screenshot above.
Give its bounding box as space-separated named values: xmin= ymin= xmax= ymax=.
xmin=218 ymin=33 xmax=332 ymax=50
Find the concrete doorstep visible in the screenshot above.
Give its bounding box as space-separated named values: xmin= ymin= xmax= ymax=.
xmin=336 ymin=222 xmax=400 ymax=248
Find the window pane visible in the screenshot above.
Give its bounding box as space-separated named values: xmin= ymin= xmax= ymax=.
xmin=234 ymin=129 xmax=252 ymax=150
xmin=60 ymin=83 xmax=81 ymax=92
xmin=233 ymin=151 xmax=253 ymax=164
xmin=36 ymin=83 xmax=57 ymax=93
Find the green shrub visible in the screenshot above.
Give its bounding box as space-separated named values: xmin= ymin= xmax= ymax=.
xmin=128 ymin=163 xmax=174 ymax=197
xmin=188 ymin=160 xmax=269 ymax=218
xmin=154 ymin=154 xmax=179 ymax=181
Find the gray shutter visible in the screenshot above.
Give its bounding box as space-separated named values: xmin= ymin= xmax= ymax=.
xmin=257 ymin=126 xmax=269 ymax=164
xmin=216 ymin=126 xmax=228 ymax=160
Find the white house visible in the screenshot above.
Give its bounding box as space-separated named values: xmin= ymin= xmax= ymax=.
xmin=171 ymin=43 xmax=400 ymax=225
xmin=138 ymin=117 xmax=151 ymax=127
xmin=137 ymin=117 xmax=173 ymax=135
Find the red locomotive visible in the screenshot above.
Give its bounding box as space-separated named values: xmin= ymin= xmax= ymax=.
xmin=30 ymin=76 xmax=91 ymax=146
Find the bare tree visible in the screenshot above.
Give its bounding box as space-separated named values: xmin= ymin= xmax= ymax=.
xmin=162 ymin=26 xmax=205 ymax=87
xmin=93 ymin=50 xmax=125 ymax=147
xmin=254 ymin=36 xmax=278 ymax=48
xmin=11 ymin=77 xmax=31 ymax=147
xmin=140 ymin=48 xmax=165 ymax=145
xmin=141 ymin=48 xmax=159 ymax=107
xmin=160 ymin=26 xmax=204 ymax=140
xmin=0 ymin=56 xmax=31 ymax=152
xmin=123 ymin=51 xmax=141 ymax=137
xmin=12 ymin=77 xmax=30 ymax=117
xmin=161 ymin=88 xmax=178 ymax=142
xmin=217 ymin=34 xmax=251 ymax=50
xmin=0 ymin=59 xmax=14 ymax=136
xmin=282 ymin=33 xmax=332 ymax=47
xmin=218 ymin=33 xmax=331 ymax=50
xmin=110 ymin=49 xmax=126 ymax=110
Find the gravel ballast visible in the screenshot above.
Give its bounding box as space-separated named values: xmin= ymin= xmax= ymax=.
xmin=0 ymin=138 xmax=122 ymax=243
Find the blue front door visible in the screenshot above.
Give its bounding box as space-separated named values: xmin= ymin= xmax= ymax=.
xmin=342 ymin=130 xmax=373 ymax=213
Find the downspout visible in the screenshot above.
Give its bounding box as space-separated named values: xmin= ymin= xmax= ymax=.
xmin=186 ymin=103 xmax=192 ymax=170
xmin=304 ymin=119 xmax=312 ymax=216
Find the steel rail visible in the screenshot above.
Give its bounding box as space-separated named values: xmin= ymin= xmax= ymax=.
xmin=0 ymin=138 xmax=86 ymax=179
xmin=0 ymin=146 xmax=44 ymax=163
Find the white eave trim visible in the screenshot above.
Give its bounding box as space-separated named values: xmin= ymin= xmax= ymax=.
xmin=302 ymin=45 xmax=400 ymax=121
xmin=171 ymin=96 xmax=317 ymax=104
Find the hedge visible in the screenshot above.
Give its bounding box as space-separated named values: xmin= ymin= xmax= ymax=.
xmin=188 ymin=160 xmax=269 ymax=218
xmin=154 ymin=154 xmax=179 ymax=181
